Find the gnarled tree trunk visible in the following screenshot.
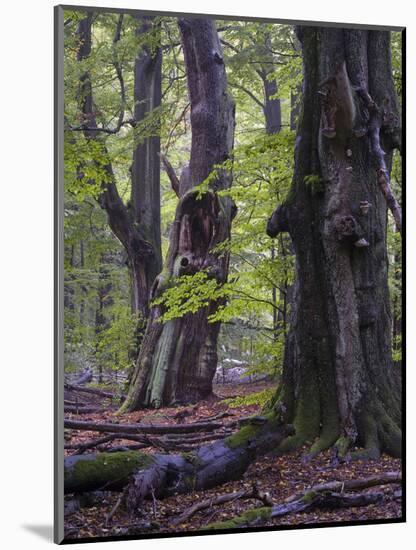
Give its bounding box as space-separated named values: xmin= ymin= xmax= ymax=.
xmin=120 ymin=18 xmax=235 ymax=411
xmin=267 ymin=28 xmax=402 ymax=458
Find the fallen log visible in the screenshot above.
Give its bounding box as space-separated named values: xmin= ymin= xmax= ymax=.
xmin=64 ymin=418 xmax=293 ymax=495
xmin=72 ymin=369 xmax=93 ymax=385
xmin=64 ymin=418 xmax=225 ymax=435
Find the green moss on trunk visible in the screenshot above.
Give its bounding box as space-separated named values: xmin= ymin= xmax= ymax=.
xmin=65 ymin=451 xmax=154 ymax=493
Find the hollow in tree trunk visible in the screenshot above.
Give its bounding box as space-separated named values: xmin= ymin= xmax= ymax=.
xmin=119 ymin=18 xmax=236 ymax=411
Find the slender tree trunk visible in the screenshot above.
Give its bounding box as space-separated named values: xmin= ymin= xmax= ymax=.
xmin=94 ymin=255 xmax=113 ymax=383
xmin=75 ymin=13 xmax=161 ymax=322
xmin=267 ymin=28 xmax=402 ymax=458
xmin=120 ymin=18 xmax=235 ymax=411
xmin=130 ymin=16 xmax=163 ymax=317
xmin=263 ymin=76 xmax=281 ymax=134
xmin=64 ymin=244 xmax=75 ymax=311
xmin=263 ymin=75 xmax=286 ymax=341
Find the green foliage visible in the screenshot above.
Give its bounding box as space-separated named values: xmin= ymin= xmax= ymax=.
xmin=152 ymin=271 xmax=225 ymax=321
xmin=222 ymin=387 xmax=275 ymax=408
xmin=95 ymin=307 xmax=142 ymax=373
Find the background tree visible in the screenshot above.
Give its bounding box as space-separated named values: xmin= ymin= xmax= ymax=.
xmin=67 ymin=13 xmax=162 ymax=320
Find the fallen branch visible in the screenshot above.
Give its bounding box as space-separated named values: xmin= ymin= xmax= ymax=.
xmin=64 ymin=383 xmax=121 ymax=399
xmin=65 ymin=405 xmax=103 ymax=414
xmin=65 ymin=435 xmax=117 ymax=453
xmin=100 ymin=443 xmax=148 ymax=453
xmin=64 ymin=418 xmax=225 ymax=435
xmin=163 ymin=431 xmax=233 ymax=445
xmin=284 ymin=471 xmax=402 ymax=502
xmin=65 ymin=433 xmax=165 ymax=454
xmin=206 ymin=489 xmax=387 ymax=530
xmin=65 ymin=399 xmax=88 ymax=406
xmin=173 ymin=483 xmax=273 ymax=525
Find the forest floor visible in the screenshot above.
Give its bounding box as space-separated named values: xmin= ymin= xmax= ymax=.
xmin=64 ymin=381 xmax=402 ymax=540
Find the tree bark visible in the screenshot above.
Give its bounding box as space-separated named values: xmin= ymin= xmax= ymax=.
xmin=120 ymin=18 xmax=236 ymax=410
xmin=267 ymin=28 xmax=402 ymax=458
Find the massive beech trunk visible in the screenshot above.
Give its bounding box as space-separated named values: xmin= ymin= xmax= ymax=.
xmin=75 ymin=14 xmax=161 ymax=321
xmin=120 ymin=18 xmax=235 ymax=411
xmin=267 ymin=28 xmax=402 ymax=458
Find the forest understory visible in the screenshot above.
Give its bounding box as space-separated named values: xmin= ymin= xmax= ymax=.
xmin=64 ymin=381 xmax=402 ymax=540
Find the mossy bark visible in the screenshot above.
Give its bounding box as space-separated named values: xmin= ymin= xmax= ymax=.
xmin=268 ymin=28 xmax=402 ymax=458
xmin=120 ymin=18 xmax=235 ymax=411
xmin=64 ymin=451 xmax=154 ymax=493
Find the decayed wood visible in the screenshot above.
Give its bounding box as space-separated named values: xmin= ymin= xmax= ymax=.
xmin=64 ymin=418 xmax=225 ymax=435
